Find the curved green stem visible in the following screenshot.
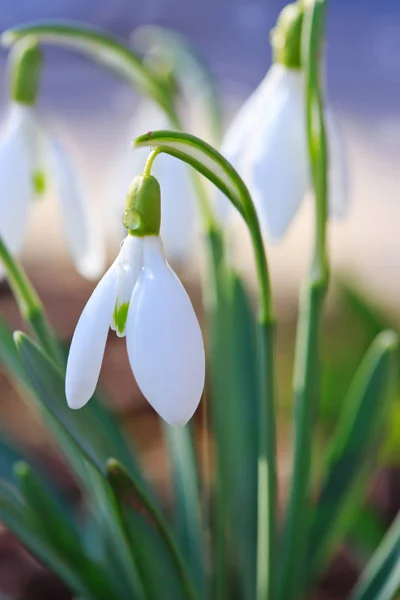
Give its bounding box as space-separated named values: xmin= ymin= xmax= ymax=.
xmin=0 ymin=237 xmax=63 ymax=365
xmin=278 ymin=2 xmax=329 ymax=600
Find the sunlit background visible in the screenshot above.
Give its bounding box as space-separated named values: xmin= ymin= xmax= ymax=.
xmin=0 ymin=1 xmax=399 ymax=598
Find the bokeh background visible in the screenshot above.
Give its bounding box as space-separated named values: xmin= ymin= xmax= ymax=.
xmin=0 ymin=1 xmax=399 ymax=598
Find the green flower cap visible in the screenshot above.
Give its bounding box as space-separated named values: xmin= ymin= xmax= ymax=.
xmin=123 ymin=174 xmax=161 ymax=236
xmin=11 ymin=37 xmax=43 ymax=105
xmin=270 ymin=1 xmax=304 ymax=70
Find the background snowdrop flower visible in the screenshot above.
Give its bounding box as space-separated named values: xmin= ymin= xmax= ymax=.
xmin=217 ymin=1 xmax=348 ymax=241
xmin=0 ymin=38 xmax=104 ymax=280
xmin=66 ymin=174 xmax=205 ymax=426
xmin=108 ymin=100 xmax=196 ymax=263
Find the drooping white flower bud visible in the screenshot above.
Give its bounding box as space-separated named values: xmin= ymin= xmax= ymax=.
xmin=217 ymin=2 xmax=348 ymax=241
xmin=66 ymin=173 xmax=205 ymax=426
xmin=0 ymin=40 xmax=105 ymax=280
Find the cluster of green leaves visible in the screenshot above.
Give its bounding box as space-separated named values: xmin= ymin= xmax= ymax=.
xmin=0 ymin=11 xmax=398 ymax=600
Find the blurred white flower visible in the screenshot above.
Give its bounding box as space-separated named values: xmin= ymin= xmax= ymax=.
xmin=108 ymin=100 xmax=197 ymax=263
xmin=218 ymin=63 xmax=348 ymax=240
xmin=66 ymin=233 xmax=205 ymax=427
xmin=0 ymin=101 xmax=105 ymax=279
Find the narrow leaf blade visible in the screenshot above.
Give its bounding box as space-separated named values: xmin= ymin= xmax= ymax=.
xmin=308 ymin=330 xmax=399 ymax=579
xmin=350 ymin=513 xmax=400 ymax=600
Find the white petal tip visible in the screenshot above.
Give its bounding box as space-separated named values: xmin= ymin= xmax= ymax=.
xmin=160 ymin=404 xmax=201 ymax=427
xmin=66 ymin=391 xmax=90 ymax=411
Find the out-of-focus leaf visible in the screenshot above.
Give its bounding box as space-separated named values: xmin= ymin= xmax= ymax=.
xmin=2 ymin=21 xmax=169 ymax=111
xmin=339 ymin=282 xmax=388 ymax=340
xmin=349 ymin=506 xmax=387 ymax=561
xmin=163 ymin=424 xmax=206 ymax=597
xmin=14 ymin=461 xmax=116 ymax=600
xmin=1 ymin=316 xmax=146 ymax=490
xmin=350 ymin=513 xmax=400 ymax=600
xmin=14 ymin=332 xmax=138 ymax=478
xmin=14 ymin=332 xmax=152 ymax=599
xmin=380 ymin=401 xmax=400 ymax=466
xmin=107 ymin=459 xmax=196 ymax=600
xmin=0 ymin=480 xmax=92 ymax=597
xmin=127 ymin=509 xmax=188 ymax=600
xmin=211 ymin=271 xmax=258 ymax=600
xmin=0 ymin=316 xmax=32 ymax=387
xmin=308 ymin=331 xmax=399 ymax=580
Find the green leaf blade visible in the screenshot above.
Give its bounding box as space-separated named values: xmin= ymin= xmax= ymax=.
xmin=14 ymin=461 xmax=116 ymax=600
xmin=308 ymin=330 xmax=399 ymax=580
xmin=350 ymin=513 xmax=400 ymax=600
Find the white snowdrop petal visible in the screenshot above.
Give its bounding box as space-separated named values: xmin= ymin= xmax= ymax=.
xmin=0 ymin=110 xmax=32 ymax=256
xmin=66 ymin=264 xmax=118 ymax=409
xmin=8 ymin=103 xmax=43 ymax=176
xmin=221 ymin=65 xmax=283 ymax=165
xmin=214 ymin=64 xmax=289 ymax=224
xmin=126 ymin=236 xmax=205 ymax=426
xmin=242 ymin=66 xmax=309 ymax=240
xmin=47 ymin=136 xmax=105 ymax=280
xmin=326 ymin=110 xmax=349 ymax=219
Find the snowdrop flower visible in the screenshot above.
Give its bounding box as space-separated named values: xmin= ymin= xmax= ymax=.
xmin=218 ymin=2 xmax=348 ymax=241
xmin=66 ymin=174 xmax=205 ymax=426
xmin=108 ymin=100 xmax=196 ymax=263
xmin=0 ymin=38 xmax=104 ymax=279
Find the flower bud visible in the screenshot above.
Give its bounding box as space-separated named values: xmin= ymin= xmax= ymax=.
xmin=10 ymin=37 xmax=43 ymax=106
xmin=270 ymin=2 xmax=304 ymax=70
xmin=123 ymin=174 xmax=161 ymax=236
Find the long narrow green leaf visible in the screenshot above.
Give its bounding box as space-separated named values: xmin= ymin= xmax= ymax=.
xmin=162 ymin=424 xmax=206 ymax=597
xmin=0 ymin=480 xmax=92 ymax=596
xmin=349 ymin=513 xmax=400 ymax=600
xmin=1 ymin=316 xmax=145 ymax=487
xmin=107 ymin=459 xmax=198 ymax=600
xmin=209 ymin=261 xmax=258 ymax=600
xmin=13 ymin=331 xmax=152 ymax=598
xmin=0 ymin=316 xmax=34 ymax=388
xmin=14 ymin=332 xmax=117 ymax=475
xmin=308 ymin=330 xmax=399 ymax=580
xmin=1 ymin=20 xmax=169 ymax=111
xmin=14 ymin=461 xmax=116 ymax=600
xmin=14 ymin=331 xmax=139 ymax=478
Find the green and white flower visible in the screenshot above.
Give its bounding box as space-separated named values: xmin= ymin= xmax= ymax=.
xmin=66 ymin=174 xmax=205 ymax=426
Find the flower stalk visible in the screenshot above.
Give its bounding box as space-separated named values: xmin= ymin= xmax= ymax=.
xmin=278 ymin=2 xmax=329 ymax=600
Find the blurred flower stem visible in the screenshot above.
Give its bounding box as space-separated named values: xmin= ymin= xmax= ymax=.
xmin=278 ymin=2 xmax=330 ymax=600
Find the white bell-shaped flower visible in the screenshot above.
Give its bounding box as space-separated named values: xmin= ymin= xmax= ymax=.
xmin=66 ymin=232 xmax=205 ymax=427
xmin=108 ymin=100 xmax=196 ymax=263
xmin=219 ymin=63 xmax=348 ymax=241
xmin=0 ymin=101 xmax=105 ymax=279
